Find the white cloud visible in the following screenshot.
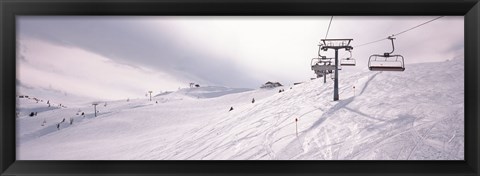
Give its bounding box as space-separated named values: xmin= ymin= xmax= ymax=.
xmin=17 ymin=38 xmax=186 ymax=100
xmin=17 ymin=16 xmax=464 ymax=99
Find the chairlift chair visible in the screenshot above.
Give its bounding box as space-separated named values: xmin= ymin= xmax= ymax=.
xmin=341 ymin=50 xmax=356 ymax=66
xmin=317 ymin=44 xmax=332 ymax=62
xmin=311 ymin=57 xmax=331 ymax=68
xmin=368 ymin=36 xmax=405 ymax=71
xmin=311 ymin=57 xmax=321 ymax=67
xmin=311 ymin=43 xmax=333 ymax=68
xmin=312 ymin=59 xmax=335 ymax=78
xmin=368 ymin=55 xmax=405 ymax=71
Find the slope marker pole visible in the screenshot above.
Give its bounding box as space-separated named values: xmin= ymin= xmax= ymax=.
xmin=148 ymin=91 xmax=153 ymax=101
xmin=295 ymin=118 xmax=298 ymax=137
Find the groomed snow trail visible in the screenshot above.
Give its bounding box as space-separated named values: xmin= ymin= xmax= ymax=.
xmin=17 ymin=58 xmax=464 ymax=160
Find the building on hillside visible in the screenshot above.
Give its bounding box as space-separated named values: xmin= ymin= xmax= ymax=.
xmin=260 ymin=81 xmax=283 ymax=89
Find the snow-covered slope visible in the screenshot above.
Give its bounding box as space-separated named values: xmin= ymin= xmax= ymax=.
xmin=16 ymin=58 xmax=464 ymax=160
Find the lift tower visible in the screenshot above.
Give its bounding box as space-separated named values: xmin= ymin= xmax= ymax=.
xmin=320 ymin=39 xmax=353 ymax=101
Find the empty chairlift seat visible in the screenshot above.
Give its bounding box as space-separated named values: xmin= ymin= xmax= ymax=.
xmin=368 ymin=54 xmax=405 ymax=71
xmin=367 ymin=36 xmax=405 ymax=72
xmin=341 ymin=58 xmax=356 ymax=66
xmin=340 ymin=51 xmax=356 ymax=66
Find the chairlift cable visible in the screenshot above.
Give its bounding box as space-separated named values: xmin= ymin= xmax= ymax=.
xmin=316 ymin=16 xmax=333 ymax=57
xmin=352 ymin=16 xmax=444 ymax=48
xmin=324 ymin=16 xmax=333 ymax=40
xmin=354 ymin=37 xmax=387 ymax=48
xmin=391 ymin=16 xmax=444 ymax=37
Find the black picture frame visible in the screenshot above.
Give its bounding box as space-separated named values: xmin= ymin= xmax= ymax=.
xmin=1 ymin=0 xmax=479 ymax=175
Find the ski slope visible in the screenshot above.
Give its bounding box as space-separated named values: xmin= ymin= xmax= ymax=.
xmin=16 ymin=58 xmax=464 ymax=160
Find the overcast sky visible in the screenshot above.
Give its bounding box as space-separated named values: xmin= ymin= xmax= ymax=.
xmin=16 ymin=16 xmax=464 ymax=101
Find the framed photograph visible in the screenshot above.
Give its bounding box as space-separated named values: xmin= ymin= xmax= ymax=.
xmin=1 ymin=0 xmax=479 ymax=175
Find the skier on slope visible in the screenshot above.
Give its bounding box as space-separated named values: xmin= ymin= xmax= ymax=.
xmin=229 ymin=107 xmax=234 ymax=112
xmin=252 ymin=98 xmax=255 ymax=104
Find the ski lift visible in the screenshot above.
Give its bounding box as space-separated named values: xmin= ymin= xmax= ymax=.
xmin=315 ymin=44 xmax=333 ymax=64
xmin=312 ymin=57 xmax=332 ymax=66
xmin=311 ymin=57 xmax=329 ymax=66
xmin=311 ymin=44 xmax=333 ymax=67
xmin=341 ymin=50 xmax=356 ymax=66
xmin=312 ymin=57 xmax=335 ymax=78
xmin=311 ymin=43 xmax=344 ymax=79
xmin=368 ymin=36 xmax=405 ymax=71
xmin=368 ymin=55 xmax=405 ymax=71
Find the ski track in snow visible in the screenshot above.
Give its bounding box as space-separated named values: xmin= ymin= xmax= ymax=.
xmin=16 ymin=58 xmax=464 ymax=160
